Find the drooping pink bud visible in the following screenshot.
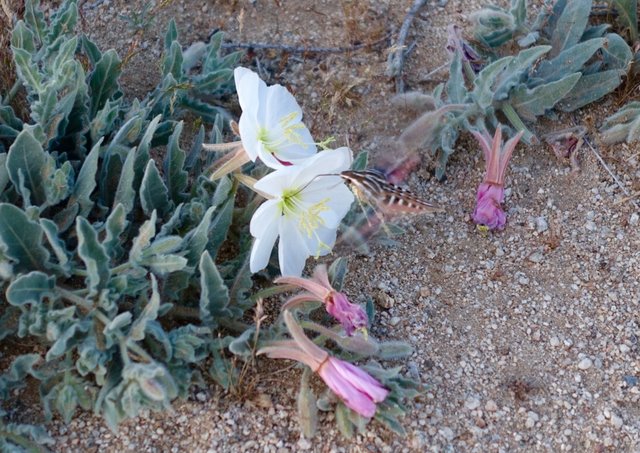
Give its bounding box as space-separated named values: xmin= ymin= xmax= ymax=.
xmin=317 ymin=357 xmax=389 ymax=418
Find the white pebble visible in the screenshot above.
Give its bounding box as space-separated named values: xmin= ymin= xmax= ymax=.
xmin=578 ymin=358 xmax=592 ymax=370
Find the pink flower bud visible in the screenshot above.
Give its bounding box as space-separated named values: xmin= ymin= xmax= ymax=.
xmin=317 ymin=357 xmax=389 ymax=418
xmin=472 ymin=183 xmax=506 ymax=230
xmin=325 ymin=292 xmax=368 ymax=336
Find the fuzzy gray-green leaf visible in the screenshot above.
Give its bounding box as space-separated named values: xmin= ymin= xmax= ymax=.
xmin=24 ymin=0 xmax=47 ymax=45
xmin=7 ymin=128 xmax=51 ymax=206
xmin=183 ymin=205 xmax=215 ymax=265
xmin=611 ymin=0 xmax=638 ymax=41
xmin=6 ymin=271 xmax=55 ymax=306
xmin=76 ymin=217 xmax=110 ymax=293
xmin=89 ymin=49 xmax=122 ymax=118
xmin=601 ymin=33 xmax=632 ymax=70
xmin=549 ymin=0 xmax=592 ymax=58
xmin=199 ymin=250 xmax=230 ymax=326
xmin=129 ymin=275 xmax=161 ymax=341
xmin=557 ymin=69 xmax=624 ymax=112
xmin=70 ymin=138 xmax=101 ymax=217
xmin=0 ymin=204 xmax=50 ymax=271
xmin=140 ymin=160 xmax=171 ymax=218
xmin=103 ymin=203 xmax=127 ymax=259
xmin=129 ymin=210 xmax=157 ymax=264
xmin=510 ymin=72 xmax=581 ymax=121
xmin=40 ymin=218 xmax=70 ymax=268
xmin=534 ymin=38 xmax=604 ymax=82
xmin=163 ymin=121 xmax=188 ymax=203
xmin=113 ymin=147 xmax=136 ymax=214
xmin=297 ymin=368 xmax=318 ymax=438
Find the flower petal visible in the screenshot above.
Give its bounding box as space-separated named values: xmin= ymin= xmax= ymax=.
xmin=278 ymin=215 xmax=310 ymax=277
xmin=238 ymin=112 xmax=261 ymax=161
xmin=249 ymin=201 xmax=281 ymax=273
xmin=318 ymin=359 xmax=378 ymax=417
xmin=265 ymin=84 xmax=303 ymax=128
xmin=234 ymin=67 xmax=264 ymax=117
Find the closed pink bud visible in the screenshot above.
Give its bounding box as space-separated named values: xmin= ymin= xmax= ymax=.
xmin=472 ymin=183 xmax=506 ymax=230
xmin=325 ymin=292 xmax=368 ymax=336
xmin=317 ymin=357 xmax=389 ymax=418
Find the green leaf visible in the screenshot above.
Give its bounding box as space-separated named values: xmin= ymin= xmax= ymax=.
xmin=199 ymin=250 xmax=230 ymax=326
xmin=129 ymin=210 xmax=157 ymax=264
xmin=164 ymin=19 xmax=178 ymax=50
xmin=509 ymin=72 xmax=581 ymax=121
xmin=611 ymin=0 xmax=637 ymax=41
xmin=163 ymin=121 xmax=188 ymax=203
xmin=129 ymin=275 xmax=161 ymax=341
xmin=351 ymin=150 xmax=368 ymax=171
xmin=113 ymin=147 xmax=136 ymax=214
xmin=183 ymin=205 xmax=215 ymax=265
xmin=134 ymin=115 xmax=162 ymax=188
xmin=6 ymin=271 xmax=55 ymax=306
xmin=0 ymin=204 xmax=50 ymax=271
xmin=162 ymin=41 xmax=183 ymax=79
xmin=446 ymin=50 xmax=466 ymax=104
xmin=40 ymin=218 xmax=70 ymax=268
xmin=328 ymin=257 xmax=348 ymax=291
xmin=103 ymin=203 xmax=128 ymax=259
xmin=549 ymin=0 xmax=592 ymax=58
xmin=140 ymin=160 xmax=171 ymax=218
xmin=81 ymin=34 xmax=102 ymax=66
xmin=297 ymin=368 xmax=318 ymax=438
xmin=335 ymin=404 xmax=355 ymax=438
xmin=6 ymin=128 xmax=51 ymax=206
xmin=76 ymin=217 xmax=110 ymax=294
xmin=601 ymin=33 xmax=632 ymax=70
xmin=0 ymin=153 xmax=9 ymax=194
xmin=376 ymin=341 xmax=413 ymax=359
xmin=534 ymin=38 xmax=604 ymax=82
xmin=46 ymin=321 xmax=90 ymax=360
xmin=69 ymin=138 xmax=101 ymax=217
xmin=557 ymin=69 xmax=625 ymax=112
xmin=89 ymin=49 xmax=122 ymax=118
xmin=12 ymin=47 xmax=42 ymax=94
xmin=24 ymin=0 xmax=47 ymax=45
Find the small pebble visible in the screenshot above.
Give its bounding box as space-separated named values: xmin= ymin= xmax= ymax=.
xmin=578 ymin=358 xmax=592 ymax=370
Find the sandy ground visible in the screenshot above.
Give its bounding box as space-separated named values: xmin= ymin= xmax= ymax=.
xmin=4 ymin=0 xmax=640 ymax=451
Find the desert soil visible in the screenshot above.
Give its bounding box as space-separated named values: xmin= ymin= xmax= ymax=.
xmin=5 ymin=0 xmax=640 ymax=451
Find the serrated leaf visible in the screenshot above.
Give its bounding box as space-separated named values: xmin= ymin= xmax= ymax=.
xmin=6 ymin=271 xmax=55 ymax=306
xmin=144 ymin=254 xmax=188 ymax=275
xmin=89 ymin=49 xmax=122 ymax=118
xmin=140 ymin=160 xmax=171 ymax=218
xmin=492 ymin=46 xmax=552 ymax=102
xmin=185 ymin=125 xmax=205 ymax=171
xmin=510 ymin=72 xmax=581 ymax=121
xmin=163 ymin=121 xmax=188 ymax=203
xmin=447 ymin=50 xmax=466 ymax=104
xmin=549 ymin=0 xmax=592 ymax=58
xmin=557 ymin=69 xmax=624 ymax=112
xmin=7 ymin=128 xmax=51 ymax=206
xmin=129 ymin=275 xmax=160 ymax=341
xmin=0 ymin=204 xmax=50 ymax=271
xmin=199 ymin=251 xmax=230 ymax=326
xmin=12 ymin=45 xmax=42 ymax=95
xmin=534 ymin=38 xmax=604 ymax=82
xmin=228 ymin=328 xmax=254 ymax=357
xmin=76 ymin=217 xmax=110 ymax=293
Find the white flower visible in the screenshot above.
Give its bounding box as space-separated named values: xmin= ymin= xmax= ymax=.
xmin=234 ymin=67 xmax=316 ymax=169
xmin=250 ymin=147 xmax=355 ymax=277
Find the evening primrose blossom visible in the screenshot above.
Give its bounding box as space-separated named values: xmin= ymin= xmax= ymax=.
xmin=249 ymin=147 xmax=355 ymax=277
xmin=234 ymin=67 xmax=316 ymax=169
xmin=258 ymin=310 xmax=389 ymax=418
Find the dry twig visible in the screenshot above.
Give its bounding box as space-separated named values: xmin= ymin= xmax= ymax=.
xmin=220 ymin=33 xmax=390 ymax=55
xmin=386 ymin=0 xmax=428 ymax=93
xmin=584 ymin=137 xmax=640 ymax=211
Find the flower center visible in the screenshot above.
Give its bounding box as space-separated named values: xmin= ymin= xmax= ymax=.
xmin=280 ymin=189 xmax=332 ymax=256
xmin=256 ymin=111 xmax=308 ymax=156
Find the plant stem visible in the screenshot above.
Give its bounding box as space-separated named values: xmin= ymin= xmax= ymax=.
xmin=500 ymin=103 xmax=537 ymax=144
xmin=2 ymin=79 xmax=22 ymax=106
